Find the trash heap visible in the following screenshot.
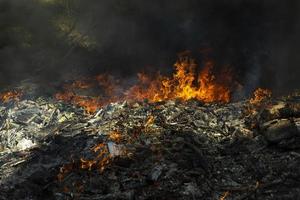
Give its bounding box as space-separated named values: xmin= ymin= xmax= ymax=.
xmin=0 ymin=95 xmax=300 ymax=200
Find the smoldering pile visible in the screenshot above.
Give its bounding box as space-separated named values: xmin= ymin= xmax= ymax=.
xmin=0 ymin=94 xmax=300 ymax=200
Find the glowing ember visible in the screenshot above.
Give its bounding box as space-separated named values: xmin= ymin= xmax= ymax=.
xmin=219 ymin=191 xmax=230 ymax=200
xmin=80 ymin=142 xmax=111 ymax=172
xmin=57 ymin=143 xmax=112 ymax=182
xmin=57 ymin=163 xmax=74 ymax=182
xmin=145 ymin=115 xmax=155 ymax=129
xmin=0 ymin=90 xmax=23 ymax=103
xmin=146 ymin=115 xmax=155 ymax=125
xmin=71 ymin=79 xmax=94 ymax=89
xmin=91 ymin=143 xmax=106 ymax=153
xmin=109 ymin=131 xmax=122 ymax=143
xmin=250 ymin=88 xmax=272 ymax=105
xmin=80 ymin=158 xmax=97 ymax=171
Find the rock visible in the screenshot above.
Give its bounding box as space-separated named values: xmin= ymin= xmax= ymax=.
xmin=16 ymin=138 xmax=35 ymax=151
xmin=261 ymin=100 xmax=300 ymax=121
xmin=294 ymin=118 xmax=300 ymax=131
xmin=107 ymin=142 xmax=124 ymax=157
xmin=148 ymin=165 xmax=163 ymax=182
xmin=182 ymin=182 xmax=201 ymax=197
xmin=262 ymin=119 xmax=299 ymax=143
xmin=260 ymin=101 xmax=286 ymax=120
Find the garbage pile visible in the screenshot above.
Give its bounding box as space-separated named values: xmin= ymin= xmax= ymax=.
xmin=0 ymin=95 xmax=300 ymax=199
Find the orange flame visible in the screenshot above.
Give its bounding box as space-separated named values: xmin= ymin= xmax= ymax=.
xmin=55 ymin=79 xmax=103 ymax=113
xmin=55 ymin=55 xmax=233 ymax=113
xmin=145 ymin=115 xmax=155 ymax=127
xmin=71 ymin=79 xmax=94 ymax=89
xmin=219 ymin=191 xmax=230 ymax=200
xmin=0 ymin=90 xmax=23 ymax=103
xmin=57 ymin=142 xmax=112 ymax=182
xmin=55 ymin=91 xmax=102 ymax=113
xmin=80 ymin=142 xmax=111 ymax=172
xmin=109 ymin=131 xmax=122 ymax=143
xmin=57 ymin=163 xmax=74 ymax=182
xmin=96 ymin=74 xmax=119 ymax=99
xmin=126 ymin=56 xmax=232 ymax=103
xmin=197 ymin=61 xmax=231 ymax=103
xmin=250 ymin=88 xmax=272 ymax=105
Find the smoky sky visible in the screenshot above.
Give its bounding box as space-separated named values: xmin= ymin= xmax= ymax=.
xmin=0 ymin=0 xmax=299 ymax=96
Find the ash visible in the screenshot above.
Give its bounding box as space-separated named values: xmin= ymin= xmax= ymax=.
xmin=0 ymin=96 xmax=300 ymax=200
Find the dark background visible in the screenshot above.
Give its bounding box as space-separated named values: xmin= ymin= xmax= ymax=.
xmin=0 ymin=0 xmax=299 ymax=96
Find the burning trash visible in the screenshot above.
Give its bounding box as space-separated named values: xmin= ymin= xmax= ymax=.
xmin=0 ymin=1 xmax=299 ymax=199
xmin=0 ymin=52 xmax=299 ymax=200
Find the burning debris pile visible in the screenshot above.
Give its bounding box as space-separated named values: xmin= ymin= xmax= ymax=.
xmin=1 ymin=0 xmax=299 ymax=198
xmin=0 ymin=55 xmax=299 ymax=200
xmin=0 ymin=88 xmax=300 ymax=199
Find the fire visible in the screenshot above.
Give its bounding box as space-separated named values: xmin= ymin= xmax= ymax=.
xmin=55 ymin=75 xmax=121 ymax=113
xmin=126 ymin=56 xmax=232 ymax=103
xmin=244 ymin=88 xmax=272 ymax=119
xmin=96 ymin=74 xmax=119 ymax=99
xmin=55 ymin=80 xmax=103 ymax=113
xmin=57 ymin=163 xmax=74 ymax=182
xmin=57 ymin=142 xmax=112 ymax=183
xmin=145 ymin=115 xmax=155 ymax=128
xmin=55 ymin=91 xmax=102 ymax=113
xmin=79 ymin=142 xmax=111 ymax=172
xmin=55 ymin=54 xmax=234 ymax=113
xmin=197 ymin=61 xmax=231 ymax=103
xmin=219 ymin=191 xmax=230 ymax=200
xmin=80 ymin=158 xmax=97 ymax=171
xmin=0 ymin=90 xmax=23 ymax=103
xmin=109 ymin=131 xmax=122 ymax=143
xmin=71 ymin=79 xmax=94 ymax=89
xmin=250 ymin=88 xmax=272 ymax=105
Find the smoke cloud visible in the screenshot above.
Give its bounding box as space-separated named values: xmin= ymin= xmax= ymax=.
xmin=0 ymin=0 xmax=299 ymax=96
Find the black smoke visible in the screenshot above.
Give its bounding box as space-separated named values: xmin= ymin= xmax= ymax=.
xmin=0 ymin=0 xmax=299 ymax=96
